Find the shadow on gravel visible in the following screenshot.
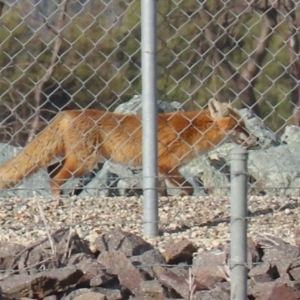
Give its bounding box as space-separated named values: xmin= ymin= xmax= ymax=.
xmin=160 ymin=200 xmax=299 ymax=235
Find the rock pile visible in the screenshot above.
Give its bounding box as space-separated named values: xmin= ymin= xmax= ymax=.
xmin=1 ymin=228 xmax=300 ymax=299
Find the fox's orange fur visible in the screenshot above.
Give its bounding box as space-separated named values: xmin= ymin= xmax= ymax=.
xmin=0 ymin=99 xmax=257 ymax=196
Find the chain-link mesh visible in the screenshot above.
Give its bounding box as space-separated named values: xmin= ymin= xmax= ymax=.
xmin=0 ymin=0 xmax=300 ymax=298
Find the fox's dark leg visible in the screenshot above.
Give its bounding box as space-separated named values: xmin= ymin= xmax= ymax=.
xmin=50 ymin=155 xmax=88 ymax=196
xmin=48 ymin=160 xmax=65 ymax=179
xmin=157 ymin=169 xmax=168 ymax=196
xmin=164 ymin=167 xmax=194 ymax=196
xmin=47 ymin=160 xmax=65 ymax=196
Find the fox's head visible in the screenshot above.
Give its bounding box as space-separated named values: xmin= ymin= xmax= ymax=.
xmin=208 ymin=98 xmax=258 ymax=148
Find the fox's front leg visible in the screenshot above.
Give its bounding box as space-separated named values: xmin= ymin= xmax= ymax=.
xmin=157 ymin=171 xmax=168 ymax=197
xmin=159 ymin=167 xmax=194 ymax=196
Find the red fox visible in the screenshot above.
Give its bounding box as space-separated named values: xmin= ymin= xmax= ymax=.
xmin=0 ymin=98 xmax=257 ymax=196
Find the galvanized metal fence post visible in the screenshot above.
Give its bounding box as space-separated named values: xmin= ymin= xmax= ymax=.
xmin=141 ymin=0 xmax=159 ymax=237
xmin=230 ymin=146 xmax=248 ymax=300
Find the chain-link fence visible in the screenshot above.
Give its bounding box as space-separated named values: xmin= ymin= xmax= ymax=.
xmin=1 ymin=0 xmax=300 ymax=299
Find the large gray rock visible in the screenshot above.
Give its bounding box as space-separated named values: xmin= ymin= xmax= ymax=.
xmin=114 ymin=94 xmax=183 ymax=114
xmin=79 ymin=161 xmax=143 ymax=197
xmin=248 ymin=140 xmax=300 ymax=197
xmin=239 ymin=108 xmax=279 ymax=147
xmin=200 ymin=124 xmax=300 ymax=197
xmin=280 ymin=124 xmax=300 ymax=144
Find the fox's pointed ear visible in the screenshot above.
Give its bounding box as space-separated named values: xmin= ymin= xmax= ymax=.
xmin=208 ymin=98 xmax=229 ymax=119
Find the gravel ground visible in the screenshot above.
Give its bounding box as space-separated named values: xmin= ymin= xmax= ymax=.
xmin=0 ymin=195 xmax=299 ymax=252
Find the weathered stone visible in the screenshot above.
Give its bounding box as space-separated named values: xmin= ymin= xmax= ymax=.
xmin=248 ymin=263 xmax=280 ymax=282
xmin=42 ymin=295 xmax=57 ymax=300
xmin=73 ymin=291 xmax=106 ymax=300
xmin=248 ymin=141 xmax=300 ymax=197
xmin=192 ymin=249 xmax=227 ymax=288
xmin=162 ymin=238 xmax=197 ymax=264
xmin=63 ymin=288 xmax=91 ymax=300
xmin=0 ymin=243 xmax=25 ymax=271
xmin=224 ymin=238 xmax=262 ymax=270
xmin=114 ymin=95 xmax=183 ymax=115
xmin=268 ymin=284 xmax=300 ymax=300
xmin=260 ymin=237 xmax=300 ymax=276
xmin=94 ymin=229 xmax=153 ymax=257
xmin=129 ymin=296 xmax=167 ymax=300
xmin=294 ymin=226 xmax=300 ymax=247
xmin=288 ymin=263 xmax=300 ymax=281
xmin=14 ymin=230 xmax=92 ymax=274
xmin=251 ymin=281 xmax=300 ymax=300
xmin=97 ymin=250 xmax=145 ymax=295
xmin=247 ymin=237 xmax=262 ymax=269
xmin=281 ymin=125 xmax=300 ymax=145
xmin=68 ymin=253 xmax=115 ymax=286
xmin=193 ymin=285 xmax=230 ymax=300
xmin=153 ymin=266 xmax=206 ymax=300
xmin=68 ymin=253 xmax=95 ymax=265
xmin=130 ymin=249 xmax=166 ymax=278
xmin=89 ymin=273 xmax=116 ymax=288
xmin=180 ymin=124 xmax=300 ymax=197
xmin=0 ymin=286 xmax=14 ymax=300
xmin=167 ymin=265 xmax=189 ymax=277
xmin=1 ymin=266 xmax=83 ymax=299
xmin=139 ymin=280 xmax=165 ymax=298
xmin=179 ymin=154 xmax=230 ymax=197
xmin=275 ymin=273 xmax=296 ymax=285
xmin=248 ymin=280 xmax=276 ymax=299
xmin=92 ymin=287 xmax=124 ymax=300
xmin=128 ymin=296 xmax=167 ymax=300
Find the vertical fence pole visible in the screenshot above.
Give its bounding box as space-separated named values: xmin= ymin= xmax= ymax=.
xmin=230 ymin=146 xmax=248 ymax=300
xmin=141 ymin=0 xmax=159 ymax=237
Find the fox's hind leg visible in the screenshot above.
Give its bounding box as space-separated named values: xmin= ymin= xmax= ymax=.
xmin=49 ymin=155 xmax=94 ymax=196
xmin=47 ymin=160 xmax=67 ymax=196
xmin=48 ymin=160 xmax=65 ymax=180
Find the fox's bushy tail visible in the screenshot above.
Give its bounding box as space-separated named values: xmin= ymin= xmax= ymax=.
xmin=0 ymin=115 xmax=64 ymax=189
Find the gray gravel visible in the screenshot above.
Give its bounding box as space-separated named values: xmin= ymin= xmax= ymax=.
xmin=0 ymin=195 xmax=299 ymax=253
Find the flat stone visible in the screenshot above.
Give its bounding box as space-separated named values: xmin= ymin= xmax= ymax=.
xmin=153 ymin=265 xmax=206 ymax=299
xmin=162 ymin=238 xmax=197 ymax=264
xmin=1 ymin=266 xmax=83 ymax=299
xmin=94 ymin=229 xmax=153 ymax=257
xmin=97 ymin=250 xmax=145 ymax=295
xmin=249 ymin=263 xmax=280 ymax=282
xmin=192 ymin=249 xmax=227 ymax=288
xmin=73 ymin=291 xmax=106 ymax=300
xmin=130 ymin=249 xmax=166 ymax=278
